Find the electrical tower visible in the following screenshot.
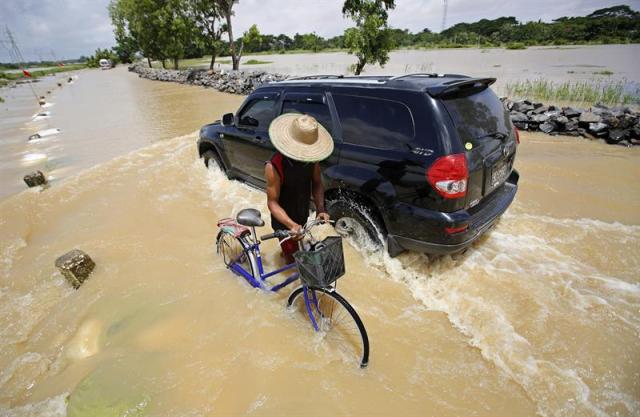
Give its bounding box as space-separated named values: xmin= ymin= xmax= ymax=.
xmin=441 ymin=0 xmax=448 ymax=32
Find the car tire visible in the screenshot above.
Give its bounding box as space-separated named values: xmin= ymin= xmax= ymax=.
xmin=326 ymin=198 xmax=384 ymax=250
xmin=202 ymin=150 xmax=227 ymax=175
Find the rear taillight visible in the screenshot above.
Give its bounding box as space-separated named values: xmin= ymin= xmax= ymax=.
xmin=445 ymin=224 xmax=469 ymax=235
xmin=427 ymin=153 xmax=468 ymax=199
xmin=514 ymin=127 xmax=520 ymax=144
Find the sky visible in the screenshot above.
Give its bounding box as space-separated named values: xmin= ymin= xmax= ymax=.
xmin=0 ymin=0 xmax=638 ymax=61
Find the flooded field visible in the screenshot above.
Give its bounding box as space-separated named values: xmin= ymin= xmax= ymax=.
xmin=0 ymin=64 xmax=639 ymax=417
xmin=218 ymin=44 xmax=640 ymax=96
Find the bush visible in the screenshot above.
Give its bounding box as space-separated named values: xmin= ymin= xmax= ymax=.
xmin=85 ymin=48 xmax=119 ymax=68
xmin=505 ymin=42 xmax=527 ymax=50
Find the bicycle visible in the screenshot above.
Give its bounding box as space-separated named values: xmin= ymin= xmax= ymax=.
xmin=216 ymin=208 xmax=370 ymax=368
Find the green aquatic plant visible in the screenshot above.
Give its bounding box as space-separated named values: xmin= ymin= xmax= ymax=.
xmin=593 ymin=70 xmax=614 ymax=76
xmin=505 ymin=78 xmax=638 ymax=105
xmin=244 ymin=59 xmax=272 ymax=65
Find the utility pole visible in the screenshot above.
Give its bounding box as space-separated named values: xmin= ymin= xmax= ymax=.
xmin=441 ymin=0 xmax=448 ymax=33
xmin=4 ymin=26 xmax=42 ymax=104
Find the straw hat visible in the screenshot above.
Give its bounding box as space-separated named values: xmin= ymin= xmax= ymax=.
xmin=268 ymin=113 xmax=334 ymax=162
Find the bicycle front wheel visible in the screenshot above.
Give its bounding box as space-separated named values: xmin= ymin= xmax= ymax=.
xmin=287 ymin=286 xmax=369 ymax=368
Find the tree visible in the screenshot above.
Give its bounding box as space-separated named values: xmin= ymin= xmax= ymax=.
xmin=109 ymin=0 xmax=165 ymax=67
xmin=187 ymin=0 xmax=226 ymax=69
xmin=587 ymin=5 xmax=639 ymax=19
xmin=342 ymin=0 xmax=396 ymax=75
xmin=218 ymin=0 xmax=242 ymax=70
xmin=242 ymin=24 xmax=263 ymax=53
xmin=86 ymin=48 xmax=119 ymax=68
xmin=108 ymin=0 xmax=138 ymax=63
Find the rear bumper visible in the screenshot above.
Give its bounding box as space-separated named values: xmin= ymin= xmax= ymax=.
xmin=387 ymin=170 xmax=519 ymax=256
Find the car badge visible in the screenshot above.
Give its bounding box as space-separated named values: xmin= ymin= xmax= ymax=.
xmin=465 ymin=142 xmax=473 ymax=150
xmin=410 ymin=147 xmax=434 ymax=156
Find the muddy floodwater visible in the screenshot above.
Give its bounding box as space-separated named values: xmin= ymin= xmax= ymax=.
xmin=0 ymin=66 xmax=639 ymax=417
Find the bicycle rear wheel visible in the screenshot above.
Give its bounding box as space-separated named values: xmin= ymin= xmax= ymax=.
xmin=287 ymin=286 xmax=369 ymax=368
xmin=216 ymin=231 xmax=256 ymax=279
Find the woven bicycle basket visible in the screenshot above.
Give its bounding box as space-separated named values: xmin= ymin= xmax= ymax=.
xmin=294 ymin=236 xmax=345 ymax=288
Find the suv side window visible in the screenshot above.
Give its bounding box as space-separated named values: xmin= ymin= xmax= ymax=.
xmin=333 ymin=94 xmax=415 ymax=149
xmin=238 ymin=96 xmax=277 ymax=129
xmin=281 ymin=93 xmax=333 ymax=133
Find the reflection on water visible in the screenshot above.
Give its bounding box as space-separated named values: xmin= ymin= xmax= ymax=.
xmin=0 ymin=127 xmax=638 ymax=416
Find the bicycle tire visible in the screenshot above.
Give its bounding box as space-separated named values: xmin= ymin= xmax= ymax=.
xmin=287 ymin=286 xmax=369 ymax=368
xmin=216 ymin=230 xmax=258 ymax=280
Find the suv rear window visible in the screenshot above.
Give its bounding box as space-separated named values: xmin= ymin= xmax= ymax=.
xmin=333 ymin=94 xmax=415 ymax=149
xmin=442 ymin=88 xmax=511 ymax=141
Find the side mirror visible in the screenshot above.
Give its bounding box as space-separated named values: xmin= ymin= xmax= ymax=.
xmin=221 ymin=113 xmax=234 ymax=126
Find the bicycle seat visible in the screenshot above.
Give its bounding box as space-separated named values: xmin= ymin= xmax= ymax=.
xmin=236 ymin=208 xmax=265 ymax=227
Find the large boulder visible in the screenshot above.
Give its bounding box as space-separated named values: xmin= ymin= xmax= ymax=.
xmin=512 ymin=101 xmax=535 ymax=113
xmin=510 ymin=112 xmax=528 ymax=122
xmin=562 ymin=107 xmax=582 ymax=118
xmin=531 ymin=114 xmax=549 ymax=123
xmin=539 ymin=121 xmax=557 ymax=134
xmin=55 ymin=249 xmax=96 ymax=289
xmin=579 ymin=112 xmax=602 ymax=124
xmin=532 ymin=105 xmax=549 ymax=114
xmin=607 ymin=129 xmax=628 ymax=144
xmin=24 ymin=171 xmax=47 ymax=187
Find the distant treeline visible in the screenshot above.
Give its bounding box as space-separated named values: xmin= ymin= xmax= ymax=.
xmin=0 ymin=60 xmax=83 ymax=70
xmin=119 ymin=3 xmax=638 ymax=69
xmin=238 ymin=5 xmax=640 ymax=54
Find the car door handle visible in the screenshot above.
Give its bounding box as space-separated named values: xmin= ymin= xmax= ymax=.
xmin=253 ymin=136 xmax=265 ymax=143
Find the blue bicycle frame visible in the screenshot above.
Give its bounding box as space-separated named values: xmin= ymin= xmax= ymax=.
xmin=221 ymin=225 xmax=326 ymax=332
xmin=228 ymin=238 xmax=300 ymax=292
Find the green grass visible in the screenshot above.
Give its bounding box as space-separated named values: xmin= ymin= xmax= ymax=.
xmin=505 ymin=78 xmax=638 ymax=105
xmin=593 ymin=70 xmax=614 ymax=76
xmin=244 ymin=59 xmax=272 ymax=65
xmin=0 ymin=64 xmax=85 ymax=82
xmin=505 ymin=42 xmax=527 ymax=50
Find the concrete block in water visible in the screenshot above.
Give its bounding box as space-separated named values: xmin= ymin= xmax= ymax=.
xmin=23 ymin=171 xmax=47 ymax=187
xmin=55 ymin=249 xmax=96 ymax=289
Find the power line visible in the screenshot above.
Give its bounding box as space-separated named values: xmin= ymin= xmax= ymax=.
xmin=4 ymin=25 xmax=42 ymax=105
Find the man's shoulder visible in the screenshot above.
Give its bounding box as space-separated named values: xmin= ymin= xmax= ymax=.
xmin=266 ymin=152 xmax=284 ymax=183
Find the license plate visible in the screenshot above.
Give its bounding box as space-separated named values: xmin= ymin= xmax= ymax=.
xmin=490 ymin=160 xmax=510 ymax=188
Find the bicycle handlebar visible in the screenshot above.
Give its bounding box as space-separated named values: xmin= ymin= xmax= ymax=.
xmin=259 ymin=230 xmax=289 ymax=241
xmin=259 ymin=219 xmax=332 ymax=241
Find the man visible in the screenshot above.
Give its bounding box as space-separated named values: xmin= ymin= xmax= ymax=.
xmin=265 ymin=113 xmax=333 ymax=263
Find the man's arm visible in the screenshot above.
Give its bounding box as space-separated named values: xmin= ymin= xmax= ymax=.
xmin=265 ymin=163 xmax=301 ymax=232
xmin=312 ymin=163 xmax=330 ymax=221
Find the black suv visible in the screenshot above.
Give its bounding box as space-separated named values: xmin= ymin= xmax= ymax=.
xmin=198 ymin=74 xmax=519 ymax=257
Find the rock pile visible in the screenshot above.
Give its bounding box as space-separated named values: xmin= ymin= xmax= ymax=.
xmin=128 ymin=63 xmax=288 ymax=95
xmin=504 ymin=98 xmax=640 ymax=146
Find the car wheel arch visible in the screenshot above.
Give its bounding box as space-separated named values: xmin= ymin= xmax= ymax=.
xmin=324 ymin=187 xmax=388 ymax=235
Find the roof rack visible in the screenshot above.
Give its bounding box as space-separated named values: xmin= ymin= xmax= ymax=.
xmin=389 ymin=73 xmax=470 ymax=81
xmin=286 ymin=74 xmax=345 ymax=81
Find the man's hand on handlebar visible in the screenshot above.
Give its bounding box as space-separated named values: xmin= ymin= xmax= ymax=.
xmin=289 ymin=223 xmax=303 ymax=241
xmin=316 ymin=212 xmax=330 ymax=223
